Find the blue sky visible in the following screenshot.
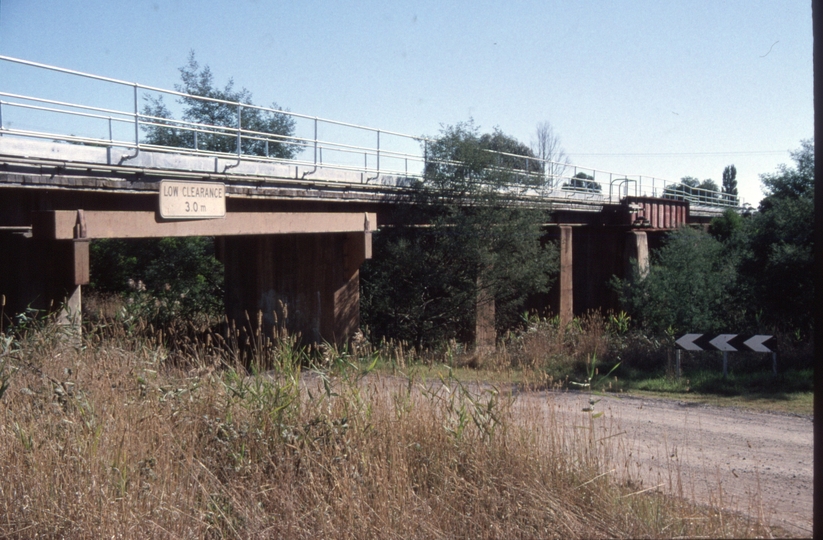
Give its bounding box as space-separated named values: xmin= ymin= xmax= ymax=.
xmin=0 ymin=0 xmax=813 ymax=205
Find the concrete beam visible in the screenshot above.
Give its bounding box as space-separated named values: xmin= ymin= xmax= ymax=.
xmin=31 ymin=210 xmax=376 ymax=240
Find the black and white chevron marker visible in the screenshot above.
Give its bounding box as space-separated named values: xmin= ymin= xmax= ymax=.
xmin=675 ymin=334 xmax=775 ymax=353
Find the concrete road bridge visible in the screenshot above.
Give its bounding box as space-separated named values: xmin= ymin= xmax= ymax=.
xmin=0 ymin=56 xmax=736 ymax=346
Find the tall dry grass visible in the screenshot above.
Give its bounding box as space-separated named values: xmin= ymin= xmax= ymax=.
xmin=0 ymin=318 xmax=778 ymax=538
xmin=493 ymin=311 xmax=614 ymax=380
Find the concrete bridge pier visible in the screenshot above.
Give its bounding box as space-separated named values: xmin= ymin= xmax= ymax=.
xmin=556 ymin=225 xmax=574 ymax=327
xmin=624 ymin=230 xmax=650 ymax=279
xmin=221 ymin=231 xmax=371 ymax=346
xmin=542 ymin=225 xmax=574 ymax=327
xmin=541 ymin=224 xmax=652 ymax=325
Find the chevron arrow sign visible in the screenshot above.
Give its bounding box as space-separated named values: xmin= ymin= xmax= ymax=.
xmin=675 ymin=334 xmax=775 ymax=353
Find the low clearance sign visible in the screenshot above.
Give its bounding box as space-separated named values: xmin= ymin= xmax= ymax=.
xmin=159 ymin=180 xmax=226 ymax=219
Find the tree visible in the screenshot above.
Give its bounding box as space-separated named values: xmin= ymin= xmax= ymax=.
xmin=614 ymin=226 xmax=741 ymax=335
xmin=721 ymin=165 xmax=738 ymax=205
xmin=697 ymin=178 xmax=721 ymax=204
xmin=91 ymin=55 xmax=299 ymax=328
xmin=708 ymin=208 xmax=744 ymax=243
xmin=531 ymin=121 xmax=570 ymax=189
xmin=142 ymin=52 xmax=299 ymax=159
xmin=737 ymin=139 xmax=814 ymax=333
xmin=90 ymin=236 xmax=224 ymax=324
xmin=362 ymin=122 xmax=558 ymax=347
xmin=663 ymin=176 xmax=696 ymax=201
xmin=479 ymin=128 xmax=541 ymax=175
xmin=620 ymin=139 xmax=814 ymax=338
xmin=423 ymin=120 xmax=541 ymax=193
xmin=722 ymin=164 xmax=738 ymax=203
xmin=663 ymin=176 xmax=720 ymax=203
xmin=758 ymin=139 xmax=814 ymax=209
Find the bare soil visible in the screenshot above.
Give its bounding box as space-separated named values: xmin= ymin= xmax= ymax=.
xmin=518 ymin=389 xmax=814 ymax=537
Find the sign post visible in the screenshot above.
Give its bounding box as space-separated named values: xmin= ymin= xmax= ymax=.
xmin=675 ymin=349 xmax=681 ymax=378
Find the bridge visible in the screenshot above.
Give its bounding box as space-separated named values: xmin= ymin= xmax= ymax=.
xmin=0 ymin=56 xmax=735 ymax=346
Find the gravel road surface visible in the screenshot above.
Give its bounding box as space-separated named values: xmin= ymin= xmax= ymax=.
xmin=520 ymin=390 xmax=813 ymax=536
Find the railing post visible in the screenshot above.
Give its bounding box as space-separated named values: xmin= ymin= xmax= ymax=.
xmin=133 ymin=84 xmax=139 ymax=148
xmin=236 ymin=103 xmax=242 ymax=157
xmin=375 ymin=129 xmax=380 ymax=175
xmin=524 ymin=155 xmax=529 ymax=184
xmin=313 ymin=117 xmax=318 ymax=165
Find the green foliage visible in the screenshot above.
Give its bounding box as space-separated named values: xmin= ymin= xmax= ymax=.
xmin=758 ymin=139 xmax=814 ymax=206
xmin=737 ymin=139 xmax=814 ymax=333
xmin=708 ymin=208 xmax=744 ymax=243
xmin=614 ymin=227 xmax=740 ymax=335
xmin=479 ymin=128 xmax=542 ymax=176
xmin=606 ymin=310 xmax=631 ymax=335
xmin=423 ymin=120 xmax=503 ymax=194
xmin=722 ymin=164 xmax=738 ymax=196
xmin=662 ymin=177 xmax=697 ymax=200
xmin=618 ymin=139 xmax=813 ymax=338
xmin=362 ymin=121 xmax=558 ymax=348
xmin=142 ymin=51 xmax=299 ymax=159
xmin=662 ymin=176 xmax=721 ymax=204
xmin=89 ymin=237 xmax=224 ymax=324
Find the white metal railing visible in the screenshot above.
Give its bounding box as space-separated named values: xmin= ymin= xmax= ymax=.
xmin=0 ymin=55 xmax=737 ymax=208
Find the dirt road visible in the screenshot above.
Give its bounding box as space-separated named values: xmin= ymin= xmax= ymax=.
xmin=306 ymin=373 xmax=813 ymax=535
xmin=519 ymin=390 xmax=814 ymax=536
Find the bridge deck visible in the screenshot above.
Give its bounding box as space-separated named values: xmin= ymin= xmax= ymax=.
xmin=0 ymin=137 xmax=724 ymax=218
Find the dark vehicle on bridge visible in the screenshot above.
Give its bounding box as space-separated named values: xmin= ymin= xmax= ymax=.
xmin=562 ymin=172 xmax=602 ymax=193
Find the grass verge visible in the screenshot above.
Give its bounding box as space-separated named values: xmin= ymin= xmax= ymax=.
xmin=0 ymin=320 xmax=788 ymax=538
xmin=604 ymin=368 xmax=814 ymax=416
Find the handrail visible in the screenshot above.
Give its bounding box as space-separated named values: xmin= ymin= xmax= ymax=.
xmin=0 ymin=54 xmax=739 ymax=207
